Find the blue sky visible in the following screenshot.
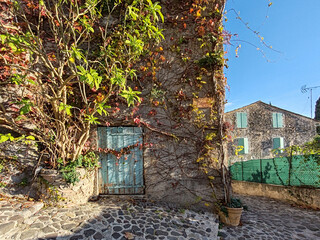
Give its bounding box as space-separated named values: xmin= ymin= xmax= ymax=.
xmin=224 ymin=0 xmax=320 ymax=118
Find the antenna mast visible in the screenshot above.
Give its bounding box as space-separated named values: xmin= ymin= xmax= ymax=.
xmin=301 ymin=85 xmax=320 ymax=118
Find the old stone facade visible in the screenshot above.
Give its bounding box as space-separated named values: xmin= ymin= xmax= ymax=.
xmin=0 ymin=0 xmax=227 ymax=208
xmin=90 ymin=0 xmax=227 ymax=208
xmin=225 ymin=101 xmax=319 ymax=163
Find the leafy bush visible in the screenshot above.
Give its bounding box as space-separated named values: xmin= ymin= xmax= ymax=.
xmin=57 ymin=152 xmax=99 ymax=185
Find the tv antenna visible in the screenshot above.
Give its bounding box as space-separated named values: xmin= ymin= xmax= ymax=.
xmin=301 ymin=85 xmax=320 ymax=118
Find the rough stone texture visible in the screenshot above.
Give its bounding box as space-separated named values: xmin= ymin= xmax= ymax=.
xmin=0 ymin=140 xmax=39 ymax=198
xmin=225 ymin=101 xmax=319 ymax=162
xmin=219 ymin=194 xmax=320 ymax=240
xmin=232 ymin=180 xmax=320 ymax=209
xmin=0 ymin=0 xmax=226 ymax=209
xmin=0 ymin=197 xmax=219 ymax=240
xmin=90 ymin=0 xmax=226 ymax=209
xmin=38 ymin=168 xmax=97 ymax=206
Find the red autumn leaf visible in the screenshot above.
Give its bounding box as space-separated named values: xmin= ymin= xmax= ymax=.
xmin=134 ymin=117 xmax=140 ymax=124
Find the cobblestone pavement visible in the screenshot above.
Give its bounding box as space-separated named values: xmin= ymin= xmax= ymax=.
xmin=0 ymin=196 xmax=218 ymax=240
xmin=219 ymin=195 xmax=320 ymax=240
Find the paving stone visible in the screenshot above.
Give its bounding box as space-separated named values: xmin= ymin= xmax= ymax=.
xmin=112 ymin=232 xmax=121 ymax=239
xmin=30 ymin=222 xmax=45 ymax=228
xmin=42 ymin=226 xmax=55 ymax=234
xmin=155 ymin=230 xmax=168 ymax=236
xmin=4 ymin=194 xmax=318 ymax=240
xmin=93 ymin=232 xmax=103 ymax=240
xmin=113 ymin=226 xmax=123 ymax=231
xmin=84 ymin=228 xmax=96 ymax=237
xmin=70 ymin=235 xmax=84 ymax=240
xmin=0 ymin=221 xmax=16 ymax=235
xmin=62 ymin=223 xmax=78 ymax=230
xmin=20 ymin=229 xmax=38 ymax=240
xmin=218 ymin=195 xmax=320 ymax=240
xmin=171 ymin=231 xmax=181 ymax=236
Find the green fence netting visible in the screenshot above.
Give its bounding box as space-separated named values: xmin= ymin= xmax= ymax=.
xmin=229 ymin=155 xmax=320 ymax=188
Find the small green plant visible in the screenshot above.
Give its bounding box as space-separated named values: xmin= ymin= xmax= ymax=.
xmin=220 ymin=197 xmax=247 ymax=217
xmin=179 ymin=208 xmax=186 ymax=214
xmin=226 ymin=197 xmax=246 ymax=209
xmin=19 ymin=177 xmax=29 ymax=186
xmin=0 ymin=181 xmax=7 ymax=188
xmin=178 ymin=36 xmax=188 ymax=45
xmin=196 ymin=51 xmax=224 ymax=68
xmin=57 ymin=152 xmax=99 ymax=185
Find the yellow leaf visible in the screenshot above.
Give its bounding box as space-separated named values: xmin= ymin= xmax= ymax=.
xmin=208 ymin=176 xmax=214 ymax=180
xmin=204 ymin=203 xmax=210 ymax=206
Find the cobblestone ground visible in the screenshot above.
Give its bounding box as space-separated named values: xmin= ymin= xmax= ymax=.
xmin=0 ymin=197 xmax=218 ymax=240
xmin=219 ymin=195 xmax=320 ymax=240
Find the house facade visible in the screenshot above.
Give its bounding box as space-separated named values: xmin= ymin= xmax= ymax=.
xmin=225 ymin=101 xmax=319 ymax=163
xmin=0 ymin=0 xmax=227 ymax=208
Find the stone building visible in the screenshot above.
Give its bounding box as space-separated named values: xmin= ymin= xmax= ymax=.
xmin=225 ymin=101 xmax=319 ymax=163
xmin=0 ymin=0 xmax=227 ymax=208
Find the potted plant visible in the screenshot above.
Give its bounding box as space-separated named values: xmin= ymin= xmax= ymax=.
xmin=218 ymin=196 xmax=247 ymax=226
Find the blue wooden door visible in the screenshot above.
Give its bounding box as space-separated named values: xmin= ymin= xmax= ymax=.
xmin=97 ymin=127 xmax=144 ymax=194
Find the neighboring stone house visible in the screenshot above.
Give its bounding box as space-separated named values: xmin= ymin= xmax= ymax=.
xmin=225 ymin=101 xmax=319 ymax=163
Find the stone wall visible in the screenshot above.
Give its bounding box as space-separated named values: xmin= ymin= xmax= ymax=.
xmin=0 ymin=141 xmax=39 ymax=197
xmin=232 ymin=180 xmax=320 ymax=209
xmin=0 ymin=0 xmax=227 ymax=208
xmin=38 ymin=168 xmax=98 ymax=206
xmin=90 ymin=0 xmax=227 ymax=209
xmin=226 ymin=101 xmax=318 ymax=162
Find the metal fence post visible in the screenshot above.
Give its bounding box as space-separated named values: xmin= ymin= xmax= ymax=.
xmin=260 ymin=158 xmax=263 ymax=183
xmin=288 ymin=148 xmax=293 ymax=186
xmin=241 ymin=159 xmax=244 ymax=181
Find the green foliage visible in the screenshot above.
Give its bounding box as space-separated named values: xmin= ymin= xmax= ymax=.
xmin=0 ymin=182 xmax=7 ymax=188
xmin=57 ymin=152 xmax=99 ymax=184
xmin=197 ymin=51 xmax=224 ymax=68
xmin=0 ymin=0 xmax=164 ymax=166
xmin=120 ymin=87 xmax=141 ymax=107
xmin=77 ymin=66 xmax=103 ymax=90
xmin=278 ymin=135 xmax=320 ymax=156
xmin=16 ymin=99 xmax=33 ymax=115
xmin=0 ymin=133 xmax=35 ymax=144
xmin=226 ymin=197 xmax=246 ymax=209
xmin=58 ymin=103 xmax=72 ymax=116
xmin=18 ymin=177 xmax=29 ymax=187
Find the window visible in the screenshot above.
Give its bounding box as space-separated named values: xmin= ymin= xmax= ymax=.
xmin=236 ymin=112 xmax=247 ymax=128
xmin=272 ymin=113 xmax=283 ymax=128
xmin=237 ymin=138 xmax=249 ymax=155
xmin=273 ymin=137 xmax=284 ymax=151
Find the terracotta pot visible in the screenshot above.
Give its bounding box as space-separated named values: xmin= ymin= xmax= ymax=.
xmin=219 ymin=207 xmax=243 ymax=226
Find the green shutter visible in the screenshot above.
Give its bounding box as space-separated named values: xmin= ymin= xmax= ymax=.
xmin=236 ymin=112 xmax=242 ymax=128
xmin=273 ymin=137 xmax=284 ymax=149
xmin=241 ymin=113 xmax=248 ymax=128
xmin=277 ymin=113 xmax=283 ymax=128
xmin=273 ymin=113 xmax=283 ymax=128
xmin=272 ymin=113 xmax=277 ymax=128
xmin=273 ymin=138 xmax=280 ymax=149
xmin=238 ymin=137 xmax=248 ymax=154
xmin=236 ymin=112 xmax=247 ymax=128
